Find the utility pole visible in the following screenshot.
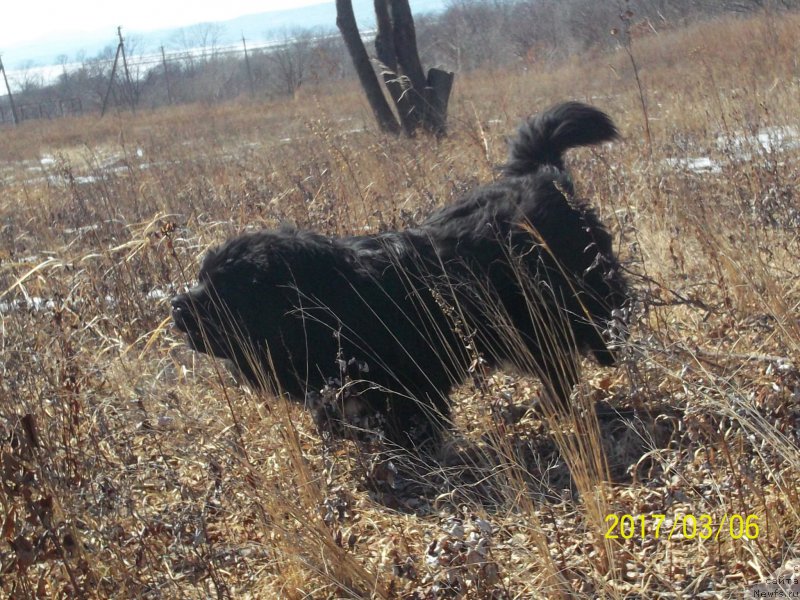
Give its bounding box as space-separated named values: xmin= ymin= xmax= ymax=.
xmin=161 ymin=46 xmax=173 ymax=104
xmin=118 ymin=26 xmax=136 ymax=111
xmin=0 ymin=55 xmax=20 ymax=125
xmin=101 ymin=40 xmax=121 ymax=117
xmin=101 ymin=26 xmax=137 ymax=117
xmin=242 ymin=36 xmax=256 ymax=98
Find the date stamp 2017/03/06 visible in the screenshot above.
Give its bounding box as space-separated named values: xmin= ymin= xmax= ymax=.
xmin=604 ymin=513 xmax=760 ymax=541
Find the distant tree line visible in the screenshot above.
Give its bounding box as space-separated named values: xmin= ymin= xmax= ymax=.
xmin=1 ymin=0 xmax=796 ymax=122
xmin=413 ymin=0 xmax=800 ymax=71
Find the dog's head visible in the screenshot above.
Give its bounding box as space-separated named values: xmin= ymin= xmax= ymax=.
xmin=558 ymin=204 xmax=629 ymax=366
xmin=172 ymin=229 xmax=354 ymax=387
xmin=171 ymin=232 xmax=303 ymax=370
xmin=518 ymin=185 xmax=629 ymax=367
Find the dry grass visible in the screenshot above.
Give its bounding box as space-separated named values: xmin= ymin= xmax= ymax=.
xmin=2 ymin=10 xmax=799 ymax=599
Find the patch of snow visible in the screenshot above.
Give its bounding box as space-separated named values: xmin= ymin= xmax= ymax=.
xmin=0 ymin=296 xmax=55 ymax=314
xmin=663 ymin=156 xmax=722 ymax=174
xmin=666 ymin=125 xmax=800 ymax=175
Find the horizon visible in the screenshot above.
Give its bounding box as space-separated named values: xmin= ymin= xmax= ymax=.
xmin=1 ymin=0 xmax=323 ymax=49
xmin=1 ymin=0 xmax=445 ymax=73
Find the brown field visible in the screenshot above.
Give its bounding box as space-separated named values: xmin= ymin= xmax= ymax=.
xmin=1 ymin=10 xmax=799 ymax=599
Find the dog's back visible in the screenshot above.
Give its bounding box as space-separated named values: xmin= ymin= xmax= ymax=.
xmin=415 ymin=102 xmax=626 ymax=402
xmin=422 ymin=102 xmax=618 ymax=235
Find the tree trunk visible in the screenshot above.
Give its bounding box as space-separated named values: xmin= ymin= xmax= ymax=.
xmin=335 ymin=0 xmax=400 ymax=134
xmin=336 ymin=0 xmax=454 ymax=137
xmin=388 ymin=0 xmax=427 ymax=94
xmin=425 ymin=67 xmax=454 ymax=136
xmin=373 ymin=0 xmax=416 ymax=135
xmin=389 ymin=0 xmax=453 ymax=136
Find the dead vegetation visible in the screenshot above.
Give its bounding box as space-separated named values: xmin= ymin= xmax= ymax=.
xmin=1 ymin=10 xmax=799 ymax=599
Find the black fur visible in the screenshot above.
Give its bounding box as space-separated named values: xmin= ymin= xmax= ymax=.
xmin=172 ymin=101 xmax=628 ymax=447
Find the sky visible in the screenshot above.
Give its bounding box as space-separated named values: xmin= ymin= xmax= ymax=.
xmin=0 ymin=0 xmax=325 ymax=48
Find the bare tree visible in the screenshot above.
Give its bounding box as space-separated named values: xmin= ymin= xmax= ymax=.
xmin=269 ymin=29 xmax=316 ymax=96
xmin=310 ymin=35 xmax=353 ymax=82
xmin=336 ymin=0 xmax=454 ymax=136
xmin=172 ymin=22 xmax=225 ymax=72
xmin=14 ymin=61 xmax=44 ymax=94
xmin=76 ymin=47 xmax=114 ymax=107
xmin=336 ymin=0 xmax=400 ymax=134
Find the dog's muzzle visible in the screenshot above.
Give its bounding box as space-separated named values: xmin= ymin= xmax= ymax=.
xmin=171 ymin=295 xmax=195 ymax=333
xmin=171 ymin=294 xmax=210 ymax=354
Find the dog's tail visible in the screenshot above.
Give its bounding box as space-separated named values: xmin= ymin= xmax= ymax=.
xmin=502 ymin=101 xmax=619 ymax=177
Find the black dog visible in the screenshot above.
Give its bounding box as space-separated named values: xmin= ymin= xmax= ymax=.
xmin=172 ymin=102 xmax=628 ymax=447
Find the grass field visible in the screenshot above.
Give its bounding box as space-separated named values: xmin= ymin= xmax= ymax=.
xmin=1 ymin=9 xmax=799 ymax=599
